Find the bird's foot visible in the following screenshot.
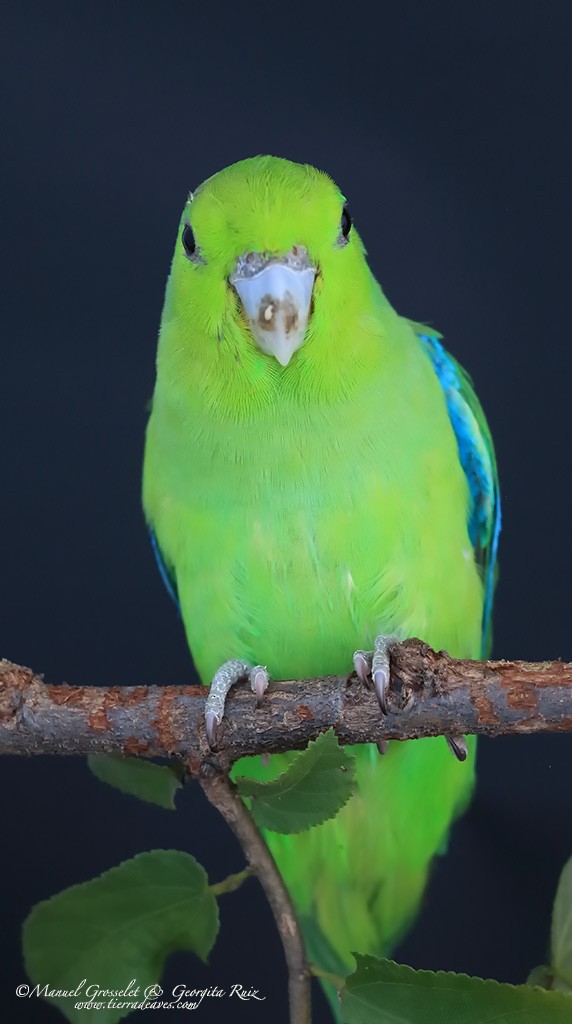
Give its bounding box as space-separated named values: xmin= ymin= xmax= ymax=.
xmin=354 ymin=635 xmax=401 ymax=756
xmin=353 ymin=634 xmax=403 ymax=715
xmin=353 ymin=635 xmax=467 ymax=761
xmin=205 ymin=658 xmax=270 ymax=747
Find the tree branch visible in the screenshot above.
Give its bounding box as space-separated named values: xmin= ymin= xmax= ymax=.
xmin=200 ymin=768 xmax=310 ymax=1024
xmin=1 ymin=640 xmax=571 ymax=770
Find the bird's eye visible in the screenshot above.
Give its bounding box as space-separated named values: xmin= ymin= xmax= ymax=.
xmin=341 ymin=205 xmax=352 ymax=238
xmin=182 ymin=223 xmax=196 ymax=256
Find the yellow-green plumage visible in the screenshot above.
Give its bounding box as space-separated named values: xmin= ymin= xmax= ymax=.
xmin=143 ymin=156 xmax=496 ymax=976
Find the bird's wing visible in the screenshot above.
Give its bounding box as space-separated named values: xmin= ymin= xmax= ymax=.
xmin=413 ymin=326 xmax=501 ymax=656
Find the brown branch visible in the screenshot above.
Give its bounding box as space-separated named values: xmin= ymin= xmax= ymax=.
xmin=1 ymin=640 xmax=571 ymax=771
xmin=200 ymin=768 xmax=310 ymax=1024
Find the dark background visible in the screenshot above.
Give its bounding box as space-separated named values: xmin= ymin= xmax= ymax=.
xmin=2 ymin=2 xmax=572 ymax=1021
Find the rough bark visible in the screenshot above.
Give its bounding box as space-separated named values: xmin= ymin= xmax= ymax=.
xmin=1 ymin=640 xmax=570 ymax=772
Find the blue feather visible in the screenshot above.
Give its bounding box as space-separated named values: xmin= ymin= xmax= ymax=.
xmin=149 ymin=529 xmax=180 ymax=612
xmin=417 ymin=333 xmax=501 ymax=653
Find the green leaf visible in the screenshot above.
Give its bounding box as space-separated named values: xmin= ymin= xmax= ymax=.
xmin=341 ymin=955 xmax=572 ymax=1023
xmin=236 ymin=729 xmax=356 ymax=834
xmin=552 ymin=856 xmax=572 ymax=991
xmin=88 ymin=754 xmax=182 ymax=809
xmin=23 ymin=850 xmax=219 ymax=1024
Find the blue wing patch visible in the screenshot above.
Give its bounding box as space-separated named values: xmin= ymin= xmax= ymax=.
xmin=149 ymin=529 xmax=180 ymax=612
xmin=417 ymin=333 xmax=501 ymax=654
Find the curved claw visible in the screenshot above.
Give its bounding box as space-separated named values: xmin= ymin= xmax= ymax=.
xmin=446 ymin=735 xmax=468 ymax=761
xmin=205 ymin=710 xmax=220 ymax=749
xmin=251 ymin=665 xmax=270 ymax=707
xmin=376 ymin=739 xmax=389 ymax=755
xmin=372 ymin=668 xmax=389 ymax=715
xmin=353 ymin=650 xmax=372 ymax=684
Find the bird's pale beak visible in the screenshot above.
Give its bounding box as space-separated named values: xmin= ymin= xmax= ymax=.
xmin=230 ymin=247 xmax=316 ymax=366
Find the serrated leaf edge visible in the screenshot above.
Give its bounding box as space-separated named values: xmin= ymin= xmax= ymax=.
xmin=24 ymin=850 xmax=219 ymax=982
xmin=237 ymin=730 xmax=356 ymax=834
xmin=343 ymin=955 xmax=572 ymax=1003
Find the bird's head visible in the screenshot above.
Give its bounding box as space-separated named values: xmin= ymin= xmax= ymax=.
xmin=164 ymin=156 xmax=373 ymax=371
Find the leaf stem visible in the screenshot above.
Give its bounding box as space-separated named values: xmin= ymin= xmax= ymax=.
xmin=208 ymin=866 xmax=254 ymax=897
xmin=309 ymin=963 xmax=346 ymax=990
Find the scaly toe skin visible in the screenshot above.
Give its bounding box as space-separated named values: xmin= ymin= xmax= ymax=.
xmin=204 ymin=658 xmax=251 ymax=748
xmin=250 ymin=664 xmax=270 ymax=706
xmin=372 ymin=634 xmax=398 ymax=715
xmin=354 ymin=635 xmax=400 ymax=715
xmin=446 ymin=735 xmax=468 ymax=761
